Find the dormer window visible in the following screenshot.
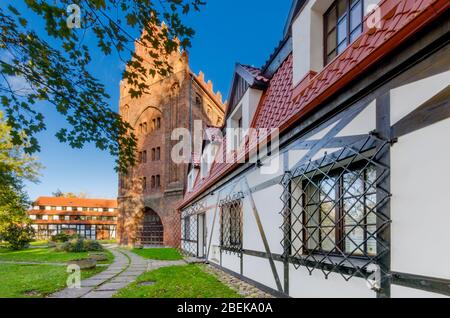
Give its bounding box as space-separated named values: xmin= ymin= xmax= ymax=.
xmin=237 ymin=117 xmax=243 ymax=145
xmin=187 ymin=168 xmax=198 ymax=192
xmin=324 ymin=0 xmax=363 ymax=65
xmin=201 ymin=153 xmax=209 ymax=179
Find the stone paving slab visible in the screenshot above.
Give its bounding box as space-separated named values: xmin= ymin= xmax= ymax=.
xmin=96 ymin=282 xmax=130 ymax=291
xmin=81 ymin=290 xmax=115 ymax=298
xmin=120 ymin=270 xmax=144 ymax=276
xmin=80 ymin=279 xmax=105 ymax=288
xmin=49 ymin=287 xmax=92 ymax=298
xmin=109 ymin=276 xmax=137 ymax=283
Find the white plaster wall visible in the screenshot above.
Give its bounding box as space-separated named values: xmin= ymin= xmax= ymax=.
xmin=391 ymin=117 xmax=450 ymax=279
xmin=247 ymin=88 xmax=263 ymax=128
xmin=391 ymin=71 xmax=450 ymax=126
xmin=205 ymin=194 xmax=221 ymax=262
xmin=242 ymin=185 xmax=285 ymax=254
xmin=336 ymin=100 xmax=376 ymax=137
xmin=391 ymin=285 xmax=449 ymax=299
xmin=243 ymin=256 xmax=284 ymax=292
xmin=292 ymin=0 xmax=330 ymax=85
xmin=221 ymin=253 xmax=241 ymax=274
xmin=246 ymin=152 xmax=285 ymax=186
xmin=289 ymin=265 xmax=376 ymax=298
xmin=364 ymin=0 xmax=382 ymax=13
xmin=226 ymin=88 xmax=263 ymax=131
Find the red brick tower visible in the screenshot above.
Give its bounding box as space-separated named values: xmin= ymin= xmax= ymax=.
xmin=117 ymin=34 xmax=225 ymax=247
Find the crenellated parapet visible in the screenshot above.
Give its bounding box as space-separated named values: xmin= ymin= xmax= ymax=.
xmin=194 ymin=71 xmax=226 ymax=110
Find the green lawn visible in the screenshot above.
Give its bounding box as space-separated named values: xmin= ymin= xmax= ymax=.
xmin=29 ymin=241 xmax=49 ymax=247
xmin=115 ymin=264 xmax=241 ymax=298
xmin=98 ymin=239 xmax=117 ymax=244
xmin=130 ymin=248 xmax=183 ymax=261
xmin=0 ymin=264 xmax=104 ymax=298
xmin=0 ymin=247 xmax=114 ymax=264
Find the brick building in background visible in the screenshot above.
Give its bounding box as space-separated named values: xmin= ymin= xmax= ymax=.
xmin=117 ymin=33 xmax=226 ymax=247
xmin=27 ymin=197 xmax=118 ymax=240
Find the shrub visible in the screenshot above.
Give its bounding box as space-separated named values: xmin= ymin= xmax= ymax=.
xmin=84 ymin=240 xmax=103 ymax=252
xmin=50 ymin=233 xmax=71 ymax=243
xmin=58 ymin=238 xmax=104 ymax=253
xmin=50 ymin=233 xmax=80 ymax=243
xmin=0 ymin=223 xmax=35 ymax=250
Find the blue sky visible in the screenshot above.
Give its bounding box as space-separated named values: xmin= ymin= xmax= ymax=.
xmin=6 ymin=1 xmax=291 ymax=200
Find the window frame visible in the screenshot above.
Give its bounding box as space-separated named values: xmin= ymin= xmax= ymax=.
xmin=184 ymin=216 xmax=191 ymax=241
xmin=291 ymin=161 xmax=378 ymax=259
xmin=323 ymin=0 xmax=364 ymax=66
xmin=220 ymin=199 xmax=243 ymax=251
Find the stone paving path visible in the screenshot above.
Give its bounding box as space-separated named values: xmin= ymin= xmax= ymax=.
xmin=49 ymin=248 xmax=147 ymax=298
xmin=48 ymin=248 xmax=188 ymax=299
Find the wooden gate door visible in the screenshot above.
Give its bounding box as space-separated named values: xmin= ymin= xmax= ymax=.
xmin=139 ymin=209 xmax=164 ymax=246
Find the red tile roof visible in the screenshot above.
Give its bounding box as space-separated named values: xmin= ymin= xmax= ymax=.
xmin=33 ymin=197 xmax=118 ymax=209
xmin=179 ymin=0 xmax=449 ymax=209
xmin=255 ymin=0 xmax=449 ymax=130
xmin=240 ymin=64 xmax=269 ymax=83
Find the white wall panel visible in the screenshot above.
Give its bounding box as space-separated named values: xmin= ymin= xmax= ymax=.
xmin=243 ymin=255 xmax=284 ymax=292
xmin=221 ymin=253 xmax=241 ymax=274
xmin=289 ymin=265 xmax=376 ymax=298
xmin=243 ymin=185 xmax=284 ymax=254
xmin=391 ymin=118 xmax=450 ymax=279
xmin=391 ymin=71 xmax=450 ymax=125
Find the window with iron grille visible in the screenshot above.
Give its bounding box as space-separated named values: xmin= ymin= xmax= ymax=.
xmin=291 ymin=164 xmax=377 ymax=258
xmin=220 ymin=198 xmax=243 ymax=253
xmin=281 ymin=134 xmax=391 ymax=280
xmin=184 ymin=216 xmax=191 ymax=241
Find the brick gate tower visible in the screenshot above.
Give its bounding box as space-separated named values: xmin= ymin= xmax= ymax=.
xmin=117 ymin=33 xmax=225 ymax=247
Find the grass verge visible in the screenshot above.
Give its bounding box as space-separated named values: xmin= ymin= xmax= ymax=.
xmin=130 ymin=248 xmax=183 ymax=261
xmin=0 ymin=264 xmax=104 ymax=298
xmin=0 ymin=247 xmax=114 ymax=264
xmin=115 ymin=264 xmax=242 ymax=298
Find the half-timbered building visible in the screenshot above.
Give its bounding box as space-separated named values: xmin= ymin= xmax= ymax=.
xmin=179 ymin=0 xmax=450 ymax=298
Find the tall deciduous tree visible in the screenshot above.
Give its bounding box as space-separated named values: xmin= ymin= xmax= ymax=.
xmin=0 ymin=0 xmax=205 ymax=172
xmin=0 ymin=110 xmax=41 ymax=248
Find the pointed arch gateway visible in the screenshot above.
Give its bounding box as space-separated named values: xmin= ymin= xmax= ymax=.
xmin=139 ymin=208 xmax=164 ymax=246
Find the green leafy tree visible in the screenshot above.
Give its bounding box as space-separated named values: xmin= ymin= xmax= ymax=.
xmin=52 ymin=189 xmax=88 ymax=198
xmin=0 ymin=0 xmax=205 ymax=172
xmin=0 ymin=111 xmax=41 ymax=249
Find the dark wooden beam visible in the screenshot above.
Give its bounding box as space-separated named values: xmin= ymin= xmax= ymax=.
xmin=375 ymin=93 xmax=392 ymax=299
xmin=391 ymin=272 xmax=450 ymax=297
xmin=391 ymin=85 xmax=450 ymax=138
xmin=243 ymin=179 xmax=284 ymax=292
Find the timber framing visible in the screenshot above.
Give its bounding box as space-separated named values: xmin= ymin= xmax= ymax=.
xmin=180 ymin=3 xmax=450 ymax=298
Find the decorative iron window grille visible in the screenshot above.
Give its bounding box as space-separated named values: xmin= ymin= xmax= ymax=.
xmin=180 ymin=201 xmax=207 ymax=256
xmin=184 ymin=217 xmax=191 ymax=241
xmin=280 ymin=134 xmax=391 ymax=281
xmin=220 ymin=192 xmax=244 ymax=254
xmin=181 ymin=215 xmax=198 ymax=256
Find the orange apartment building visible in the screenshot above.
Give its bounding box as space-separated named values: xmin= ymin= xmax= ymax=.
xmin=27 ymin=197 xmax=118 ymax=240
